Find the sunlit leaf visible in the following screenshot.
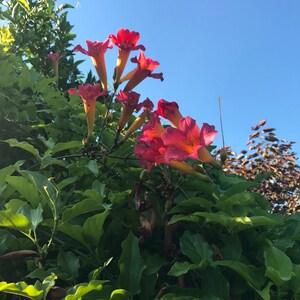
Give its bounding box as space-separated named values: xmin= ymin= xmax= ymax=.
xmin=0 ymin=210 xmax=31 ymax=234
xmin=17 ymin=0 xmax=30 ymax=11
xmin=110 ymin=289 xmax=130 ymax=300
xmin=0 ymin=281 xmax=43 ymax=300
xmin=65 ymin=280 xmax=107 ymax=300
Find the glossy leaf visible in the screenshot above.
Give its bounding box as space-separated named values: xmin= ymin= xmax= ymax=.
xmin=201 ymin=267 xmax=230 ymax=300
xmin=0 ymin=281 xmax=43 ymax=300
xmin=118 ymin=232 xmax=146 ymax=296
xmin=86 ymin=160 xmax=99 ymax=177
xmin=110 ymin=289 xmax=130 ymax=300
xmin=65 ymin=280 xmax=107 ymax=300
xmin=216 ymin=260 xmax=266 ymax=290
xmin=168 ymin=261 xmax=199 ymax=276
xmin=58 ymin=249 xmax=80 ymax=280
xmin=5 ymin=176 xmax=40 ymax=208
xmin=264 ymin=245 xmax=293 ymax=286
xmin=82 ymin=209 xmax=111 ymax=246
xmin=0 ymin=210 xmax=31 ymax=234
xmin=62 ymin=198 xmax=105 ymax=222
xmin=180 ymin=231 xmax=213 ymax=265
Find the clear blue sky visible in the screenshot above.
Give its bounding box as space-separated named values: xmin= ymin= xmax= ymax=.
xmin=62 ymin=0 xmax=300 ymax=158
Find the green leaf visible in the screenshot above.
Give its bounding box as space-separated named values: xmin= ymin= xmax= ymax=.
xmin=193 ymin=211 xmax=232 ymax=228
xmin=51 ymin=141 xmax=82 ymax=155
xmin=86 ymin=160 xmax=99 ymax=176
xmin=82 ymin=209 xmax=110 ymax=246
xmin=65 ymin=280 xmax=106 ymax=300
xmin=143 ymin=253 xmax=166 ymax=275
xmin=180 ymin=231 xmax=213 ymax=265
xmin=57 ymin=176 xmax=79 ymax=190
xmin=17 ymin=0 xmax=30 ymax=11
xmin=0 ymin=182 xmax=7 ymax=196
xmin=35 ymin=274 xmax=57 ymax=299
xmin=35 ymin=77 xmax=55 ymax=92
xmin=264 ymin=245 xmax=293 ymax=286
xmin=253 ymin=281 xmax=272 ymax=300
xmin=221 ymin=235 xmax=242 ymax=260
xmin=3 ymin=139 xmax=40 ymax=160
xmin=57 ymin=249 xmax=80 ymax=280
xmin=118 ymin=232 xmax=146 ymax=296
xmin=201 ymin=267 xmax=230 ymax=300
xmin=26 ymin=268 xmax=53 ymax=281
xmin=250 ymin=216 xmax=278 ymax=227
xmin=38 ymin=135 xmax=55 ymax=150
xmin=291 ymin=265 xmax=300 ymax=295
xmin=216 ymin=192 xmax=257 ymax=216
xmin=216 ymin=260 xmax=266 ymax=290
xmin=168 ymin=214 xmax=199 ymax=225
xmin=110 ymin=289 xmax=130 ymax=300
xmin=57 ymin=222 xmax=86 ymax=246
xmin=6 ymin=176 xmax=41 ymax=208
xmin=160 ymin=286 xmax=217 ymax=300
xmin=62 ymin=198 xmax=105 ymax=222
xmin=168 ymin=197 xmax=213 ymax=214
xmin=89 ymin=257 xmax=113 ymax=280
xmin=20 ymin=171 xmax=58 ymax=208
xmin=0 ymin=162 xmax=21 ymax=182
xmin=0 ymin=210 xmax=31 ymax=234
xmin=40 ymin=155 xmax=66 ymax=169
xmin=0 ymin=281 xmax=43 ymax=300
xmin=168 ymin=261 xmax=199 ymax=276
xmin=4 ymin=199 xmax=27 ymax=213
xmin=18 ymin=203 xmax=43 ymax=231
xmin=221 ymin=181 xmax=259 ymax=198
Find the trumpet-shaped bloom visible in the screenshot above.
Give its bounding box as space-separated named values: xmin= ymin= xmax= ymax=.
xmin=162 ymin=116 xmax=217 ymax=162
xmin=123 ymin=98 xmax=154 ymax=140
xmin=109 ymin=28 xmax=145 ymax=86
xmin=134 ymin=137 xmax=209 ymax=178
xmin=156 ymin=99 xmax=183 ymax=128
xmin=120 ymin=51 xmax=164 ymax=91
xmin=73 ymin=39 xmax=113 ymax=90
xmin=134 ymin=137 xmax=167 ymax=169
xmin=136 ymin=112 xmax=165 ymax=143
xmin=46 ymin=52 xmax=64 ymax=76
xmin=68 ymin=84 xmax=107 ymax=138
xmin=116 ymin=90 xmax=141 ymax=130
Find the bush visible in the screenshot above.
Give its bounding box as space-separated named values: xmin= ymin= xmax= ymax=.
xmin=1 ymin=2 xmax=300 ymax=299
xmin=216 ymin=120 xmax=300 ymax=214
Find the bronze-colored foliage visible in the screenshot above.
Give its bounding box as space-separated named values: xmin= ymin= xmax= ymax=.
xmin=216 ymin=120 xmax=300 ymax=214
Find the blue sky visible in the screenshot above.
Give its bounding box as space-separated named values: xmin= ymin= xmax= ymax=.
xmin=62 ymin=0 xmax=300 ymax=158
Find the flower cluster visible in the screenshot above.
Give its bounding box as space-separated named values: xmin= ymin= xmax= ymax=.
xmin=134 ymin=99 xmax=218 ymax=175
xmin=65 ymin=28 xmax=163 ymax=139
xmin=62 ymin=28 xmax=218 ymax=177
